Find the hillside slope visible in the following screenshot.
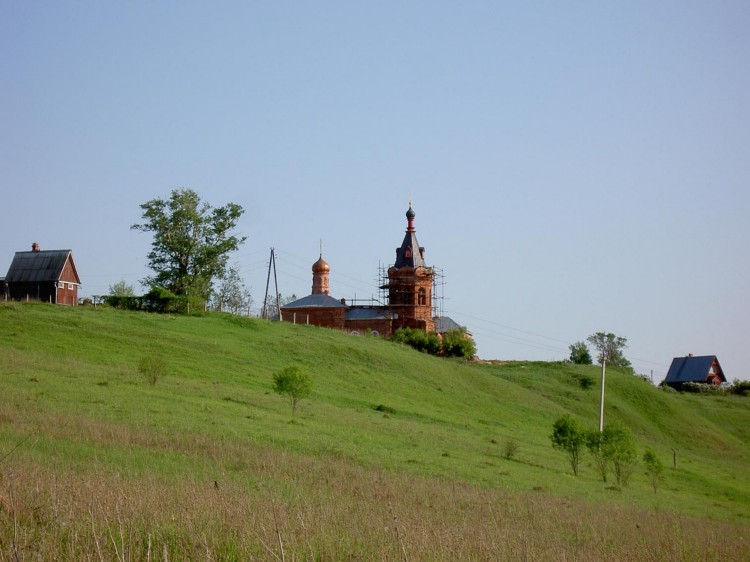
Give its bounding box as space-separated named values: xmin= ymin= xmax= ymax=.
xmin=1 ymin=303 xmax=749 ymax=558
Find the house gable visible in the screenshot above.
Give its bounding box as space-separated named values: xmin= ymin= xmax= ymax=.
xmin=5 ymin=248 xmax=81 ymax=305
xmin=663 ymin=355 xmax=726 ymax=388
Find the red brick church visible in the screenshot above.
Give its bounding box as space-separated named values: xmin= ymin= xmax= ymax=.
xmin=280 ymin=205 xmax=458 ymax=337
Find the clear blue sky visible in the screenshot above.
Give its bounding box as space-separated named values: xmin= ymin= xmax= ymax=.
xmin=2 ymin=2 xmax=748 ymax=381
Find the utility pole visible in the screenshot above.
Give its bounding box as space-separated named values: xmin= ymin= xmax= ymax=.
xmin=598 ymin=358 xmax=607 ymax=433
xmin=261 ymin=248 xmax=280 ymax=320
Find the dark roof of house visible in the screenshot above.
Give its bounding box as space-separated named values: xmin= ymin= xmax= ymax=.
xmin=434 ymin=316 xmax=464 ymax=334
xmin=346 ymin=307 xmax=392 ymax=321
xmin=663 ymin=355 xmax=726 ymax=384
xmin=281 ymin=293 xmax=349 ymax=309
xmin=5 ymin=250 xmax=79 ymax=284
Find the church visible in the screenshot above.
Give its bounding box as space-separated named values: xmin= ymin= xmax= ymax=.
xmin=280 ymin=205 xmax=460 ymax=338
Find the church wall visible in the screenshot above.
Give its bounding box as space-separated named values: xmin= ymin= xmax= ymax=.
xmin=280 ymin=307 xmax=347 ymax=330
xmin=344 ymin=317 xmax=394 ymax=337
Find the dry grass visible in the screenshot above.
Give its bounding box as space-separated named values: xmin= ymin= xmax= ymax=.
xmin=1 ymin=415 xmax=746 ymax=561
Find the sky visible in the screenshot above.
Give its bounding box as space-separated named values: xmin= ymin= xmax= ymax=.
xmin=2 ymin=2 xmax=749 ymax=381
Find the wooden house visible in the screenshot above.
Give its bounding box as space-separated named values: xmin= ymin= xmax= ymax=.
xmin=4 ymin=243 xmax=81 ymax=306
xmin=662 ymin=355 xmax=726 ymax=389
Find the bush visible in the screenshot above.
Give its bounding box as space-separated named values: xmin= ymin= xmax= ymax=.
xmin=643 ymin=449 xmax=665 ymax=493
xmin=577 ymin=375 xmax=594 ymax=390
xmin=606 ymin=423 xmax=637 ymax=487
xmin=503 ymin=438 xmax=519 ymax=460
xmin=142 ymin=286 xmax=188 ymax=314
xmin=374 ymin=404 xmax=396 ymax=414
xmin=728 ymin=380 xmax=750 ymax=397
xmin=391 ymin=328 xmax=441 ymax=355
xmin=273 ymin=366 xmax=313 ymax=415
xmin=441 ymin=328 xmax=477 ymax=358
xmin=550 ymin=415 xmax=586 ymax=476
xmin=138 ymin=355 xmax=167 ymax=386
xmin=103 ymin=295 xmax=142 ymax=310
xmin=680 ymin=382 xmax=726 ymax=395
xmin=391 ymin=327 xmax=476 ymax=358
xmin=585 ymin=423 xmax=637 ymax=486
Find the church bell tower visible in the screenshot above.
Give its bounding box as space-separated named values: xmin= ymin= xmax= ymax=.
xmin=385 ymin=205 xmax=434 ymax=332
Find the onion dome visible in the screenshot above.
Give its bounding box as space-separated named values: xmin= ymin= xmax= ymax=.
xmin=312 ymin=255 xmax=330 ymax=273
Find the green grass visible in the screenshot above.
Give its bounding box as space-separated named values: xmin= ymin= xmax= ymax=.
xmin=1 ymin=302 xmax=749 ymax=558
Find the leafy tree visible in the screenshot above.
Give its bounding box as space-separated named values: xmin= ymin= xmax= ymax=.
xmin=643 ymin=449 xmax=665 ymax=493
xmin=108 ymin=280 xmax=135 ymax=297
xmin=550 ymin=415 xmax=586 ymax=476
xmin=441 ymin=328 xmax=477 ymax=358
xmin=272 ymin=365 xmax=312 ymax=415
xmin=585 ymin=423 xmax=637 ymax=484
xmin=131 ymin=189 xmax=246 ymax=302
xmin=587 ymin=332 xmax=632 ymax=370
xmin=605 ymin=422 xmax=637 ymax=487
xmin=214 ymin=264 xmax=252 ymax=314
xmin=262 ymin=293 xmax=298 ymax=319
xmin=569 ymin=341 xmax=592 ymax=365
xmin=585 ymin=428 xmax=611 ymax=482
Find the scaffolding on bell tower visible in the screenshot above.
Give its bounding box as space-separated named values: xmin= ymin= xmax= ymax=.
xmin=378 ymin=262 xmax=445 ymax=323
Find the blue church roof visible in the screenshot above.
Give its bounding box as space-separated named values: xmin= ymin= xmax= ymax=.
xmin=280 ymin=294 xmax=348 ymax=309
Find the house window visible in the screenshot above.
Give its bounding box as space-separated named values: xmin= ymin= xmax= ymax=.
xmin=59 ymin=282 xmax=65 ymax=290
xmin=68 ymin=283 xmax=74 ymax=290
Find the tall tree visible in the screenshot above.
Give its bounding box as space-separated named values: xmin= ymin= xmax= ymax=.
xmin=214 ymin=264 xmax=252 ymax=314
xmin=108 ymin=280 xmax=135 ymax=297
xmin=262 ymin=293 xmax=298 ymax=319
xmin=587 ymin=332 xmax=632 ymax=370
xmin=131 ymin=189 xmax=246 ymax=301
xmin=569 ymin=341 xmax=593 ymax=365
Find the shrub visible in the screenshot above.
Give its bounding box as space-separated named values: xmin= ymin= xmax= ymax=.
xmin=643 ymin=449 xmax=665 ymax=493
xmin=680 ymin=382 xmax=726 ymax=395
xmin=606 ymin=423 xmax=637 ymax=487
xmin=391 ymin=328 xmax=441 ymax=355
xmin=550 ymin=415 xmax=586 ymax=476
xmin=391 ymin=327 xmax=475 ymax=358
xmin=138 ymin=355 xmax=167 ymax=386
xmin=585 ymin=423 xmax=637 ymax=485
xmin=503 ymin=438 xmax=519 ymax=460
xmin=374 ymin=404 xmax=396 ymax=414
xmin=577 ymin=375 xmax=594 ymax=390
xmin=273 ymin=366 xmax=313 ymax=415
xmin=728 ymin=380 xmax=750 ymax=397
xmin=585 ymin=429 xmax=610 ymax=483
xmin=141 ymin=286 xmax=189 ymax=314
xmin=441 ymin=328 xmax=477 ymax=358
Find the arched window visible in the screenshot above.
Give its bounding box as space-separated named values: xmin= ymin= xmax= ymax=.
xmin=418 ymin=288 xmax=427 ymax=306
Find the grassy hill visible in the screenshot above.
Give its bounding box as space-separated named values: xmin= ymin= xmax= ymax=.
xmin=1 ymin=303 xmax=748 ymax=560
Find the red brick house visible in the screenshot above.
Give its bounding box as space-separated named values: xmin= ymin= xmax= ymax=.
xmin=4 ymin=243 xmax=81 ymax=305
